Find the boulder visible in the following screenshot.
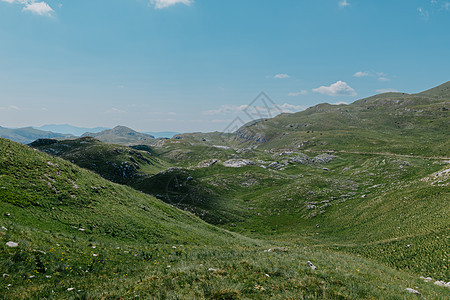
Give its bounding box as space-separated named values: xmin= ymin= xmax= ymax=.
xmin=6 ymin=241 xmax=18 ymax=247
xmin=197 ymin=159 xmax=218 ymax=168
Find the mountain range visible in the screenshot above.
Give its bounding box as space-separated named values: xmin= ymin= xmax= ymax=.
xmin=0 ymin=126 xmax=73 ymax=144
xmin=33 ymin=124 xmax=109 ymax=136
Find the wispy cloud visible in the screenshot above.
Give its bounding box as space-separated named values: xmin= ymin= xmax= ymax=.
xmin=203 ymin=105 xmax=249 ymax=116
xmin=354 ymin=70 xmax=391 ymax=82
xmin=278 ymin=103 xmax=308 ymax=113
xmin=274 ymin=73 xmax=290 ymax=79
xmin=339 ymin=0 xmax=350 ymax=8
xmin=333 ymin=101 xmax=348 ymax=105
xmin=288 ymin=90 xmax=308 ymax=96
xmin=313 ymin=81 xmax=357 ymax=97
xmin=353 ymin=71 xmax=370 ymax=78
xmin=0 ymin=0 xmax=54 ymax=16
xmin=417 ymin=7 xmax=429 ymax=19
xmin=105 ymin=107 xmax=126 ymax=114
xmin=150 ymin=0 xmax=193 ymax=9
xmin=376 ymin=88 xmax=398 ymax=93
xmin=0 ymin=105 xmax=20 ymax=110
xmin=203 ymin=102 xmax=306 ymax=116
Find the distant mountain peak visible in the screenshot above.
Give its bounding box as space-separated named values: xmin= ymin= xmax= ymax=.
xmin=81 ymin=126 xmax=154 ymax=145
xmin=33 ymin=124 xmax=109 ymax=136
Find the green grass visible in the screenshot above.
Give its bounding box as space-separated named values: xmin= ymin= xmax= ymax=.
xmin=1 ymin=221 xmax=448 ymax=299
xmin=1 ymin=83 xmax=450 ymax=298
xmin=2 ymin=138 xmax=450 ymax=298
xmin=31 ymin=136 xmax=169 ymax=185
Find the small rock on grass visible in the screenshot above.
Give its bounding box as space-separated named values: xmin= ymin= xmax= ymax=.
xmin=420 ymin=276 xmax=433 ymax=282
xmin=6 ymin=241 xmax=18 ymax=248
xmin=405 ymin=288 xmax=421 ymax=295
xmin=307 ymin=261 xmax=317 ymax=270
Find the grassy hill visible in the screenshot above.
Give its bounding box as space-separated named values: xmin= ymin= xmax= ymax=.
xmin=30 ymin=132 xmax=450 ymax=282
xmin=3 ymin=82 xmax=450 ymax=298
xmin=2 ymin=139 xmax=449 ymax=298
xmin=30 ymin=137 xmax=168 ymax=185
xmin=234 ymin=82 xmax=450 ymax=157
xmin=82 ymin=125 xmax=155 ymax=145
xmin=0 ymin=126 xmax=73 ymax=144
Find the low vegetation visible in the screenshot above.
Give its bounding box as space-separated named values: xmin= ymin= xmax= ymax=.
xmin=2 ymin=83 xmax=450 ymax=298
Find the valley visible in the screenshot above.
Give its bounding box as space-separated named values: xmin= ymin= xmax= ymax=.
xmin=1 ymin=83 xmax=449 ymax=298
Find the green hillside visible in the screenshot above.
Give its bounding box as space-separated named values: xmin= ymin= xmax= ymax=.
xmin=30 ymin=137 xmax=168 ymax=185
xmin=2 ymin=139 xmax=449 ymax=298
xmin=2 ymin=82 xmax=450 ymax=298
xmin=234 ymin=82 xmax=450 ymax=157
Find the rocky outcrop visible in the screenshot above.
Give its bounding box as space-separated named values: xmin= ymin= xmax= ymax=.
xmin=235 ymin=127 xmax=268 ymax=143
xmin=197 ymin=159 xmax=219 ymax=168
xmin=222 ymin=159 xmax=256 ymax=168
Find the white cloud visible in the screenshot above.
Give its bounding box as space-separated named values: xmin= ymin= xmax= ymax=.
xmin=203 ymin=105 xmax=249 ymax=116
xmin=354 ymin=71 xmax=370 ymax=78
xmin=288 ymin=90 xmax=308 ymax=96
xmin=312 ymin=81 xmax=357 ymax=97
xmin=150 ymin=0 xmax=193 ymax=9
xmin=354 ymin=71 xmax=391 ymax=82
xmin=274 ymin=74 xmax=290 ymax=79
xmin=0 ymin=0 xmax=54 ymax=16
xmin=339 ymin=0 xmax=350 ymax=8
xmin=278 ymin=103 xmax=308 ymax=113
xmin=443 ymin=2 xmax=450 ymax=10
xmin=376 ymin=88 xmax=398 ymax=93
xmin=23 ymin=2 xmax=53 ymax=16
xmin=0 ymin=105 xmax=20 ymax=110
xmin=333 ymin=101 xmax=348 ymax=105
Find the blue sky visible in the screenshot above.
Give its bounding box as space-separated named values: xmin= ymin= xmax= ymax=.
xmin=0 ymin=0 xmax=449 ymax=132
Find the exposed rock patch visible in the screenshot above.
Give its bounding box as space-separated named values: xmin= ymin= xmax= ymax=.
xmin=223 ymin=159 xmax=256 ymax=168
